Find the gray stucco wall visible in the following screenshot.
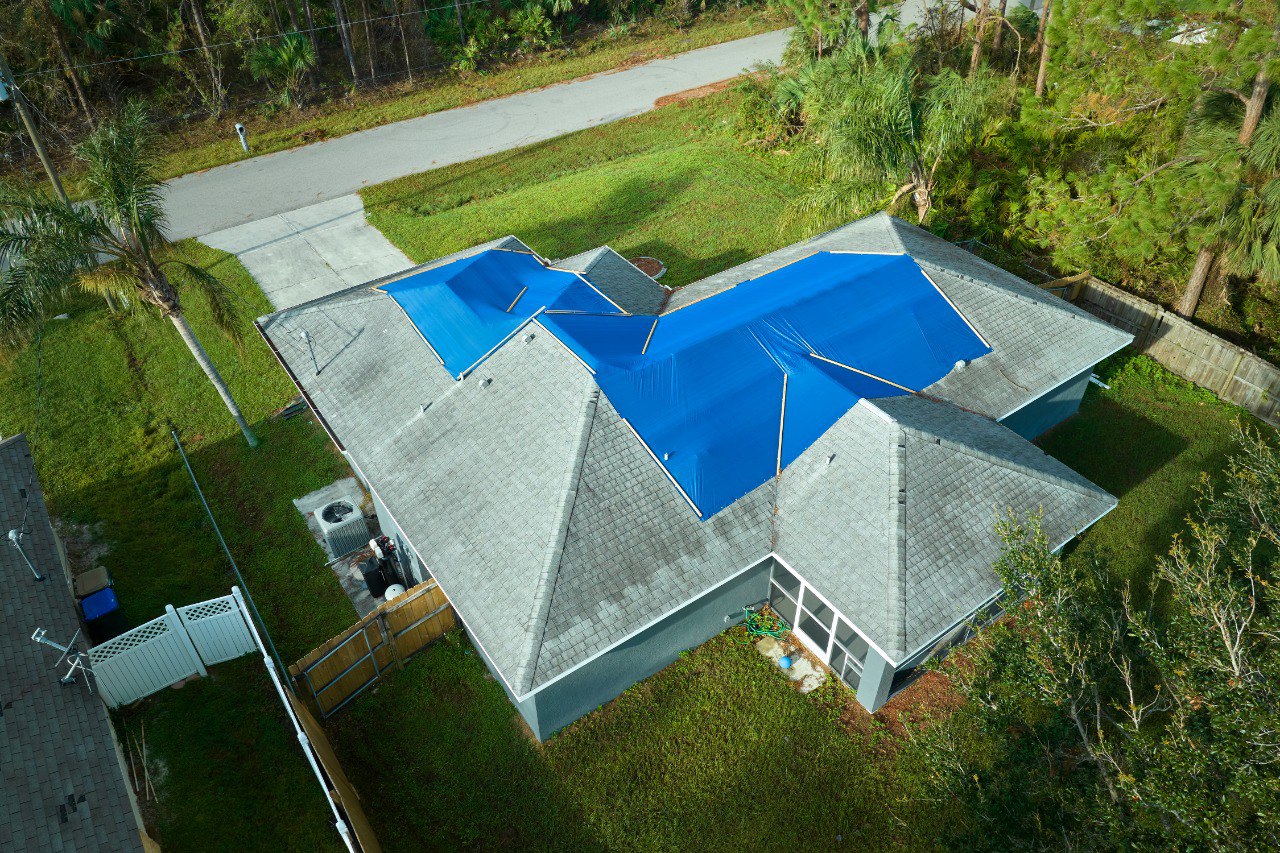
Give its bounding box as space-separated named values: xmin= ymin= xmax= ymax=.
xmin=521 ymin=558 xmax=774 ymax=740
xmin=368 ymin=487 xmax=425 ymax=585
xmin=998 ymin=366 xmax=1093 ymax=439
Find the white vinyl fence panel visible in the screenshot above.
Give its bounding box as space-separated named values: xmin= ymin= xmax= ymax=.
xmin=178 ymin=594 xmax=255 ymax=665
xmin=89 ymin=608 xmax=206 ymax=708
xmin=89 ymin=593 xmax=256 ymax=708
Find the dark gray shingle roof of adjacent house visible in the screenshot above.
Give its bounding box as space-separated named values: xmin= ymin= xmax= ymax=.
xmin=0 ymin=435 xmax=144 ymax=853
xmin=258 ymin=213 xmax=1127 ymax=694
xmin=554 ymin=246 xmax=669 ymax=315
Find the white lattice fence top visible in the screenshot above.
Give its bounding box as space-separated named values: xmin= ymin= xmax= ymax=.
xmin=178 ymin=596 xmax=236 ymax=622
xmin=88 ymin=616 xmax=170 ymax=664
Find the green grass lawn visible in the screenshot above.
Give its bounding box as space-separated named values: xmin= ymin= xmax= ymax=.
xmin=329 ymin=630 xmax=903 ymax=851
xmin=0 ymin=241 xmax=354 ymax=849
xmin=362 ymin=90 xmax=807 ymax=282
xmin=1038 ymin=353 xmax=1255 ymax=583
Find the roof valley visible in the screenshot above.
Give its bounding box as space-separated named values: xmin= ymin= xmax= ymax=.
xmin=513 ymin=388 xmax=601 ymax=693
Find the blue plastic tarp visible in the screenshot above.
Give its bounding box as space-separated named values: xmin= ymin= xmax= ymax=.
xmin=389 ymin=247 xmax=990 ymax=519
xmin=540 ymin=252 xmax=990 ymax=518
xmin=383 ymin=249 xmax=620 ymax=377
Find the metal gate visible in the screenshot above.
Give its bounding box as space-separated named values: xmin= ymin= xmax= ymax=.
xmin=290 ymin=580 xmax=455 ymax=717
xmin=89 ymin=592 xmax=256 ymax=708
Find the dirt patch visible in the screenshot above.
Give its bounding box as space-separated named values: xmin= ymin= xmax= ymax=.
xmin=654 ymin=77 xmax=737 ymax=107
xmin=53 ymin=518 xmax=112 ymax=577
xmin=872 ymin=670 xmax=964 ymax=739
xmin=630 ymin=256 xmax=666 ymax=278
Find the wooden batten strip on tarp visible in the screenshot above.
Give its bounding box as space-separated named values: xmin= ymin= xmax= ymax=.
xmin=641 ymin=318 xmax=659 ymax=355
xmin=916 ymin=266 xmax=991 ymax=348
xmin=505 ymin=286 xmax=528 ymax=313
xmin=808 ymin=352 xmax=916 ymax=394
xmin=776 ymin=373 xmax=788 ymax=476
xmin=619 ymin=416 xmax=702 ymax=517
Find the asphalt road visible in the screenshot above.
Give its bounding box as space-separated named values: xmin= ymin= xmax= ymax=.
xmin=167 ymin=29 xmax=790 ymax=239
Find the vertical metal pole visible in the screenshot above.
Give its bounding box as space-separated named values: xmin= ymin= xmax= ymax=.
xmin=170 ymin=429 xmax=290 ymax=683
xmin=0 ymin=46 xmax=69 ymax=205
xmin=453 ymin=0 xmax=466 ymax=45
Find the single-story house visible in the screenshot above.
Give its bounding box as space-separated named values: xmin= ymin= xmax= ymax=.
xmin=1 ymin=434 xmax=148 ymax=851
xmin=258 ymin=212 xmax=1132 ymax=739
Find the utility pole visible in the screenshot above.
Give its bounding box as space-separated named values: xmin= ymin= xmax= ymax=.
xmin=0 ymin=46 xmax=70 ymax=205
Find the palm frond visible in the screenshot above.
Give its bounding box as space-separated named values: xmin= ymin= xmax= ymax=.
xmin=163 ymin=260 xmax=243 ymax=341
xmin=75 ymin=100 xmax=169 ymax=255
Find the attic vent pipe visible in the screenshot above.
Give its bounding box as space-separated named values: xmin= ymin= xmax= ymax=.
xmin=7 ymin=529 xmax=44 ymax=581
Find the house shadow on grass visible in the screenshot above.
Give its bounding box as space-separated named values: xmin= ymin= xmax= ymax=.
xmin=1037 ymin=394 xmax=1187 ymax=502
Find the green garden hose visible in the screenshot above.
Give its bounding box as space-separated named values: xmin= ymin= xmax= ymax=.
xmin=740 ymin=607 xmax=788 ymax=642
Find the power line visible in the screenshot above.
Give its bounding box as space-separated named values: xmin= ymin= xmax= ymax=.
xmin=13 ymin=1 xmax=486 ymax=81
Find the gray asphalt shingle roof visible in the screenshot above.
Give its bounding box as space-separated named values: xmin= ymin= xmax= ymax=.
xmin=0 ymin=435 xmax=144 ymax=853
xmin=774 ymin=396 xmax=1115 ymax=661
xmin=554 ymin=246 xmax=669 ymax=315
xmin=259 ymin=213 xmax=1127 ymax=693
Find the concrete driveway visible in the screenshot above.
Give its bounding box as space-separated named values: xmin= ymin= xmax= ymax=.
xmin=201 ymin=195 xmax=410 ymax=310
xmin=167 ymin=29 xmax=790 ymax=239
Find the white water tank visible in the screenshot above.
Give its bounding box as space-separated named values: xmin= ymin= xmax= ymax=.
xmin=317 ymin=498 xmax=369 ymax=558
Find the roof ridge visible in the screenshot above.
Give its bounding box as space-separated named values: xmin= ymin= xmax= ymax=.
xmin=913 ymin=257 xmax=1111 ymax=330
xmin=902 ymin=422 xmax=1110 ymax=502
xmin=877 ymin=212 xmax=909 ymax=253
xmin=513 ymin=387 xmax=600 ymax=693
xmin=887 ymin=424 xmax=909 ymax=657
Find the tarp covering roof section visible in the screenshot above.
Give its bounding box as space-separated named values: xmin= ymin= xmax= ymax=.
xmin=382 ymin=248 xmax=621 ymax=377
xmin=540 ymin=251 xmax=992 ymax=518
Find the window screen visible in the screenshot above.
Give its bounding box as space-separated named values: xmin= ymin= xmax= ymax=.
xmin=842 ymin=659 xmax=862 ymax=691
xmin=802 ymin=591 xmax=834 ymax=629
xmin=769 ymin=583 xmax=798 ymax=627
xmin=797 ymin=612 xmax=830 ymax=652
xmin=772 ymin=562 xmax=801 ymax=598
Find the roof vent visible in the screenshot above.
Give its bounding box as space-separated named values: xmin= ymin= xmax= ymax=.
xmin=662 ymin=452 xmax=671 ymax=461
xmin=523 ymin=333 xmax=535 ymax=343
xmin=954 ymin=359 xmax=968 ymax=371
xmin=478 ymin=376 xmax=493 ymax=389
xmin=827 ymin=453 xmax=836 ymax=465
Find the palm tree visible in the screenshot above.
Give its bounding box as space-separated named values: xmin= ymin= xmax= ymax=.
xmin=247 ymin=33 xmax=317 ymax=109
xmin=0 ymin=102 xmax=260 ymax=448
xmin=787 ymin=47 xmax=1008 ymax=226
xmin=1175 ymin=83 xmax=1279 ymax=317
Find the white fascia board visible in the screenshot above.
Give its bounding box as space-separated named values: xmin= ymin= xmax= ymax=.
xmin=996 ymin=338 xmax=1132 ymax=421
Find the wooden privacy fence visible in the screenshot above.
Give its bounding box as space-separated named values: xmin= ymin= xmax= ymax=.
xmin=1062 ymin=276 xmax=1280 ymax=427
xmin=287 ymin=692 xmax=383 ymax=853
xmin=290 ymin=580 xmax=455 ymax=717
xmin=90 ymin=592 xmax=257 ymax=708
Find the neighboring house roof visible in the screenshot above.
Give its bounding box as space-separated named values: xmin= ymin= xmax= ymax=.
xmin=553 ymin=246 xmax=669 ymax=315
xmin=258 ymin=213 xmax=1129 ymax=697
xmin=0 ymin=435 xmax=144 ymax=853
